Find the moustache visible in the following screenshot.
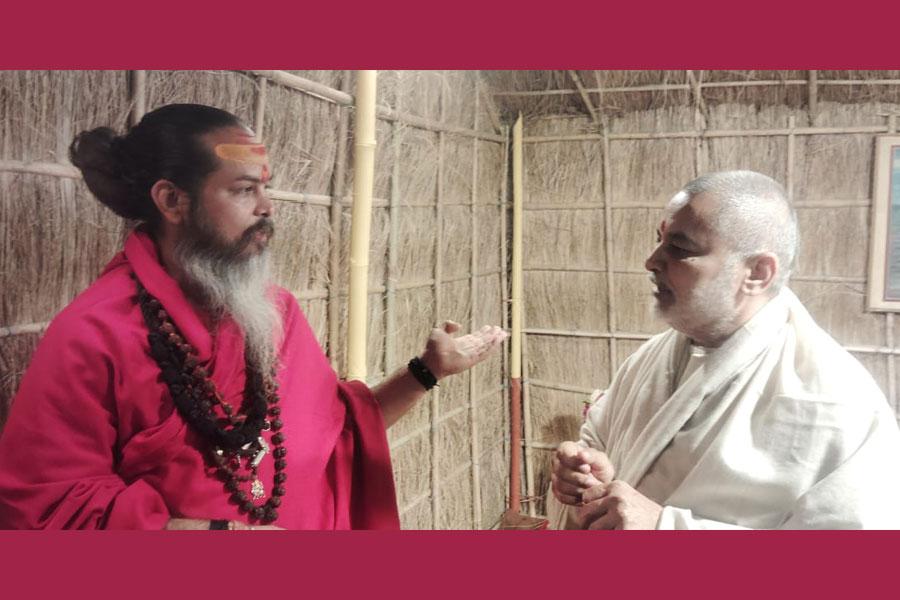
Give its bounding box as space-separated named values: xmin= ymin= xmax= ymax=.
xmin=241 ymin=218 xmax=275 ymax=244
xmin=649 ymin=273 xmax=671 ymax=293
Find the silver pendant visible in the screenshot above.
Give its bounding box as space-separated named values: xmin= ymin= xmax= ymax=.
xmin=251 ymin=478 xmax=266 ymax=500
xmin=250 ymin=436 xmax=270 ymax=468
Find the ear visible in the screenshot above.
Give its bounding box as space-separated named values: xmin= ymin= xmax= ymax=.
xmin=742 ymin=253 xmax=778 ymax=296
xmin=150 ymin=179 xmax=190 ymax=226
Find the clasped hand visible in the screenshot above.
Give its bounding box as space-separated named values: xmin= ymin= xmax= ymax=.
xmin=551 ymin=441 xmax=662 ymax=530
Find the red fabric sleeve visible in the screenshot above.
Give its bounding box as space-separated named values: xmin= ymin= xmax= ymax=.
xmin=337 ymin=380 xmax=400 ymax=530
xmin=0 ymin=318 xmax=171 ymax=530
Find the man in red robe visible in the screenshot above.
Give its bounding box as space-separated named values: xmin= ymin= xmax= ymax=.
xmin=0 ymin=104 xmax=506 ymax=530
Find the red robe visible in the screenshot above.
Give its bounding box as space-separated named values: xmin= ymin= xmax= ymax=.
xmin=0 ymin=230 xmax=399 ymax=529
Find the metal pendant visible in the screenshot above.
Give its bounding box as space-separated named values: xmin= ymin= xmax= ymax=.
xmin=250 ymin=436 xmax=270 ymax=468
xmin=251 ymin=478 xmax=266 ymax=500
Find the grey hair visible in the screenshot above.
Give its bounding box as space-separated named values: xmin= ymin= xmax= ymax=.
xmin=676 ymin=170 xmax=799 ymax=293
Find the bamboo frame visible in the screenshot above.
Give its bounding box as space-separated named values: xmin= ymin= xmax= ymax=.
xmin=245 ymin=70 xmax=505 ymax=143
xmin=509 ymin=115 xmax=526 ymax=515
xmin=128 ymin=70 xmax=147 ymax=126
xmin=389 ymin=385 xmax=508 ymax=450
xmin=523 ymin=125 xmax=893 ymax=143
xmin=687 ymin=69 xmax=707 ymax=175
xmin=492 ymin=77 xmax=900 ymax=98
xmin=498 ymin=126 xmax=511 ymax=509
xmin=601 ymin=124 xmax=618 ymax=380
xmin=345 ymin=70 xmax=377 ymax=381
xmin=478 ymin=74 xmax=504 ymax=134
xmin=384 ymin=78 xmax=403 ymax=376
xmin=521 ymin=323 xmax=536 ymax=516
xmin=253 ymin=76 xmax=267 ymax=137
xmin=567 ymin=70 xmax=600 ymax=126
xmin=430 ymin=80 xmax=447 ymax=529
xmin=886 ymin=116 xmax=897 ymax=412
xmin=468 ymin=89 xmax=482 ymax=529
xmin=327 ymin=72 xmax=352 ymax=372
xmin=808 ymin=70 xmax=819 ymax=126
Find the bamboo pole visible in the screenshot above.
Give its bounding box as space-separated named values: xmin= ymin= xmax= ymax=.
xmin=245 ymin=70 xmax=505 ymax=143
xmin=521 ymin=330 xmax=536 ymax=517
xmin=887 ymin=115 xmax=897 ymax=412
xmin=0 ymin=323 xmax=48 ymax=337
xmin=430 ymin=78 xmax=447 ymax=529
xmin=468 ymin=88 xmax=483 ymax=529
xmin=808 ymin=71 xmax=819 ymax=127
xmin=345 ymin=70 xmax=377 ymax=381
xmin=523 ymin=125 xmax=892 ymax=143
xmin=498 ymin=125 xmax=511 ymax=508
xmin=0 ymin=160 xmax=79 ymax=178
xmin=492 ymin=78 xmax=900 ymax=98
xmin=376 ymin=107 xmax=506 ymax=143
xmin=528 ymin=379 xmax=596 ymax=395
xmin=247 ymin=70 xmax=354 ymax=105
xmin=687 ymin=69 xmax=707 ymax=175
xmin=128 ymin=70 xmax=147 ymax=127
xmin=601 ymin=122 xmax=618 ymax=379
xmin=254 ymin=76 xmax=267 ymax=137
xmin=328 ymin=72 xmax=352 ymax=371
xmin=567 ymin=70 xmax=600 ymax=127
xmin=478 ymin=74 xmax=504 ymax=134
xmin=787 ymin=115 xmax=796 ymax=201
xmin=508 ymin=114 xmax=524 ymax=515
xmin=384 ymin=77 xmax=402 ymax=375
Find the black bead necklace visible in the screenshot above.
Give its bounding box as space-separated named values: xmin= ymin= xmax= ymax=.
xmin=134 ymin=276 xmax=287 ymax=524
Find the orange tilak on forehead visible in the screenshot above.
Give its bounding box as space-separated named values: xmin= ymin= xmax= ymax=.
xmin=214 ymin=143 xmax=271 ymax=182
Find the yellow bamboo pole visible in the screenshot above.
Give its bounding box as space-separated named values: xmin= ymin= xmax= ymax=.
xmin=509 ymin=114 xmax=524 ymax=512
xmin=346 ymin=70 xmax=377 ymax=381
xmin=511 ymin=114 xmax=524 ymax=380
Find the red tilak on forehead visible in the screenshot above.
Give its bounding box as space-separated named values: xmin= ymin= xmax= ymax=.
xmin=214 ymin=142 xmax=271 ymax=183
xmin=214 ymin=143 xmax=269 ymax=164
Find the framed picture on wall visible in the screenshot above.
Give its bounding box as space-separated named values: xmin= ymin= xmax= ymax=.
xmin=867 ymin=135 xmax=900 ymax=312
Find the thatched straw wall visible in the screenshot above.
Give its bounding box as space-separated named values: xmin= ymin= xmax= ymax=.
xmin=515 ymin=70 xmax=900 ymax=517
xmin=0 ymin=70 xmax=508 ymax=530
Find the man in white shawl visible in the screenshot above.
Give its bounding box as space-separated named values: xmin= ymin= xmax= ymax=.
xmin=550 ymin=170 xmax=900 ymax=529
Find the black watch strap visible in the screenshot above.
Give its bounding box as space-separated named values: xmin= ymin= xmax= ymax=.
xmin=408 ymin=357 xmax=438 ymax=391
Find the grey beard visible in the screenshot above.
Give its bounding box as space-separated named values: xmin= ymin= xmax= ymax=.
xmin=174 ymin=237 xmax=283 ymax=373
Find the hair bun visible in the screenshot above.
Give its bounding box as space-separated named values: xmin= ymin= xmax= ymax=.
xmin=69 ymin=127 xmax=144 ymax=220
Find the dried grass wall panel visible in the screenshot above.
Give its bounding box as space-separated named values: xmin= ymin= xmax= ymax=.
xmin=377 ymin=71 xmax=508 ymax=530
xmin=0 ymin=70 xmax=129 ymax=426
xmin=609 ymin=139 xmax=695 ymax=205
xmin=146 ymin=71 xmax=256 ymax=124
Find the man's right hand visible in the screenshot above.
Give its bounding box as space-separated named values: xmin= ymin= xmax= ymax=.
xmin=551 ymin=441 xmax=616 ymax=506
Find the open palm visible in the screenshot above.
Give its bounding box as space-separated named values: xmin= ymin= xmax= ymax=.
xmin=421 ymin=321 xmax=508 ymax=380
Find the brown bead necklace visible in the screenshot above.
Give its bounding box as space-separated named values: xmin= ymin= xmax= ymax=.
xmin=134 ymin=276 xmax=286 ymax=524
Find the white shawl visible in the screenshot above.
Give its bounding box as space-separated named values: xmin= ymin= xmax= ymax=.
xmin=575 ymin=289 xmax=900 ymax=529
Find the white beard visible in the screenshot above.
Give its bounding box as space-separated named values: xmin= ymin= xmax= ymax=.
xmin=658 ymin=257 xmax=741 ymax=345
xmin=174 ymin=214 xmax=282 ymax=373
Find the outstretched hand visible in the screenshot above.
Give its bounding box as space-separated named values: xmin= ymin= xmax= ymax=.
xmin=421 ymin=321 xmax=508 ymax=380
